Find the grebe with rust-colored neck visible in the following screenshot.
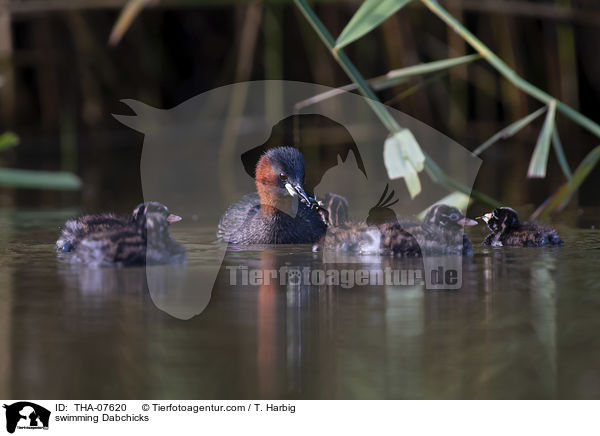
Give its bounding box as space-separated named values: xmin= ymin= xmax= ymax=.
xmin=217 ymin=147 xmax=327 ymax=244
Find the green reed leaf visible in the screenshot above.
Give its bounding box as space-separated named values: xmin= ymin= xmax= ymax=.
xmin=528 ymin=100 xmax=557 ymax=178
xmin=551 ymin=127 xmax=572 ymax=181
xmin=532 ymin=145 xmax=600 ymax=219
xmin=295 ymin=55 xmax=480 ymax=111
xmin=473 ymin=106 xmax=547 ymax=156
xmin=0 ymin=168 xmax=81 ymax=190
xmin=335 ymin=0 xmax=413 ymax=50
xmin=381 ymin=54 xmax=480 ymax=85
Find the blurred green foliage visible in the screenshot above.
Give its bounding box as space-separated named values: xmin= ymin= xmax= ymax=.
xmin=0 ymin=132 xmax=81 ymax=190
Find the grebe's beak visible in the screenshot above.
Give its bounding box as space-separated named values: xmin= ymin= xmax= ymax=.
xmin=285 ymin=183 xmax=312 ymax=206
xmin=478 ymin=213 xmax=493 ymax=223
xmin=167 ymin=214 xmax=182 ymax=224
xmin=457 ymin=217 xmax=478 ymax=227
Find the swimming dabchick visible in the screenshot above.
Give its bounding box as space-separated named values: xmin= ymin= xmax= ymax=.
xmin=57 ymin=212 xmax=128 ymax=253
xmin=481 ymin=207 xmax=562 ymax=247
xmin=58 ymin=202 xmax=185 ymax=267
xmin=314 ymin=204 xmax=477 ymax=257
xmin=217 ymin=147 xmax=327 ymax=244
xmin=411 ymin=204 xmax=478 ymax=256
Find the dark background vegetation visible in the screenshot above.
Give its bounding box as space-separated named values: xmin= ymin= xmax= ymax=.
xmin=1 ymin=0 xmax=599 ymax=215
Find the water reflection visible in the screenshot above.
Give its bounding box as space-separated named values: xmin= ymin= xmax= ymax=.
xmin=2 ymin=211 xmax=600 ymax=398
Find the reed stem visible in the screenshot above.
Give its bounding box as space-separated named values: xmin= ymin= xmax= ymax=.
xmin=294 ymin=0 xmax=501 ymax=207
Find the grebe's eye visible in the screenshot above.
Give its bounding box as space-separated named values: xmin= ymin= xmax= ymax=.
xmin=279 ymin=173 xmax=288 ymax=181
xmin=449 ymin=213 xmax=459 ymax=221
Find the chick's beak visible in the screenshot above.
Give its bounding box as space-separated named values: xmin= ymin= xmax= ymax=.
xmin=167 ymin=214 xmax=182 ymax=224
xmin=457 ymin=217 xmax=478 ymax=227
xmin=478 ymin=213 xmax=493 ymax=224
xmin=285 ymin=182 xmax=312 ymax=206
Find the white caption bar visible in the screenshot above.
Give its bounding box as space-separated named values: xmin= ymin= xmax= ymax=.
xmin=1 ymin=400 xmax=597 ymax=435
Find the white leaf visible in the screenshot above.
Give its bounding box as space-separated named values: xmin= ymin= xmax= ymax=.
xmin=383 ymin=128 xmax=425 ymax=198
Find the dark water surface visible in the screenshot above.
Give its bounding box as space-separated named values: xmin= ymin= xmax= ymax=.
xmin=1 ymin=209 xmax=600 ymax=399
